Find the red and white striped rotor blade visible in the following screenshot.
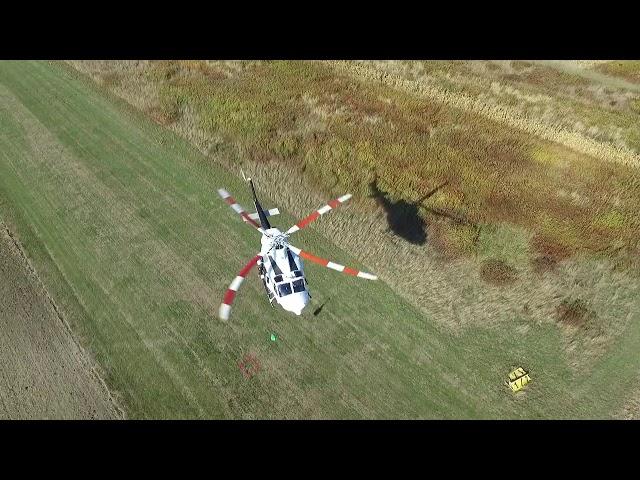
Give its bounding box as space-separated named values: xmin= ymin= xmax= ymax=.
xmin=286 ymin=194 xmax=352 ymax=235
xmin=217 ymin=189 xmax=262 ymax=231
xmin=287 ymin=245 xmax=377 ymax=280
xmin=219 ymin=255 xmax=261 ymax=321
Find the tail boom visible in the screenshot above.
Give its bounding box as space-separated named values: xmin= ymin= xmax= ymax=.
xmin=247 ymin=178 xmax=271 ymax=230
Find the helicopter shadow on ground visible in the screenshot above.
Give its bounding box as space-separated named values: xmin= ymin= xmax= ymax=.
xmin=313 ymin=298 xmax=330 ymax=316
xmin=369 ymin=176 xmax=450 ymax=245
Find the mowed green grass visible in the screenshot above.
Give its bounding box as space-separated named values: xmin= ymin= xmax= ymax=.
xmin=1 ymin=61 xmax=639 ymax=418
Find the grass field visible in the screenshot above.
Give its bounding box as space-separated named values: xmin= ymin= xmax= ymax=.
xmin=1 ymin=61 xmax=640 ymax=418
xmin=0 ymin=220 xmax=119 ymax=419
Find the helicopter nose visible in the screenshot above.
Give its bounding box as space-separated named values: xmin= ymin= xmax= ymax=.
xmin=279 ymin=291 xmax=309 ymax=316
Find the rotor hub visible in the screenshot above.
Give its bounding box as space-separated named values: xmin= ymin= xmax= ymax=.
xmin=271 ymin=233 xmax=289 ymax=250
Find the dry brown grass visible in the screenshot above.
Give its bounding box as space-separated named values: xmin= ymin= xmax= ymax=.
xmin=531 ymin=234 xmax=574 ymax=272
xmin=480 ymin=259 xmax=518 ymax=286
xmin=617 ymin=387 xmax=640 ymax=419
xmin=594 ymin=61 xmax=640 ymax=84
xmin=65 ymin=61 xmax=640 ymax=266
xmin=556 ymin=298 xmax=594 ymax=327
xmin=330 ymin=61 xmax=640 ymax=168
xmin=344 ymin=60 xmax=640 ymax=158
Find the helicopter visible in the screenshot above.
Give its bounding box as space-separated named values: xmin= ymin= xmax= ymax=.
xmin=217 ymin=174 xmax=377 ymax=320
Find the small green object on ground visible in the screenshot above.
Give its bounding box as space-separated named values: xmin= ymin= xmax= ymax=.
xmin=270 ymin=333 xmax=277 ymax=342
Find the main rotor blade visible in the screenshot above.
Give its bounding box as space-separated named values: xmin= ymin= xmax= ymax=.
xmin=285 ymin=194 xmax=352 ymax=235
xmin=217 ymin=189 xmax=263 ymax=231
xmin=287 ymin=244 xmax=377 ymax=280
xmin=247 ymin=208 xmax=280 ymax=221
xmin=219 ymin=254 xmax=261 ymax=321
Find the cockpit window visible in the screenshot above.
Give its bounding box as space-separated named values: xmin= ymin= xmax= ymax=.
xmin=278 ymin=282 xmax=292 ymax=296
xmin=292 ymin=279 xmax=305 ymax=293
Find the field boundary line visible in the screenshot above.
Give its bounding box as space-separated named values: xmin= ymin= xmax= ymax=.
xmin=326 ymin=61 xmax=640 ymax=169
xmin=0 ymin=218 xmax=127 ymax=419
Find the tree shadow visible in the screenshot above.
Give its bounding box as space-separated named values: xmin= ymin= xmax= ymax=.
xmin=369 ymin=175 xmax=450 ymax=245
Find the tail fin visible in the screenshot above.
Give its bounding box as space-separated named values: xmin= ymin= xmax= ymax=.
xmin=247 ymin=177 xmax=271 ymax=230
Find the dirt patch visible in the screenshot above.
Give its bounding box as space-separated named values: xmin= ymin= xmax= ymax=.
xmin=147 ymin=105 xmax=180 ymax=126
xmin=480 ymin=259 xmax=518 ymax=286
xmin=238 ymin=354 xmax=261 ymax=379
xmin=531 ymin=255 xmax=557 ymax=273
xmin=556 ymin=299 xmax=594 ymax=327
xmin=531 ymin=235 xmax=573 ymax=272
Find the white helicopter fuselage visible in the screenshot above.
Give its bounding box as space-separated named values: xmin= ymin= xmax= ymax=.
xmin=217 ymin=180 xmax=378 ymax=322
xmin=259 ymin=228 xmax=310 ymax=315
